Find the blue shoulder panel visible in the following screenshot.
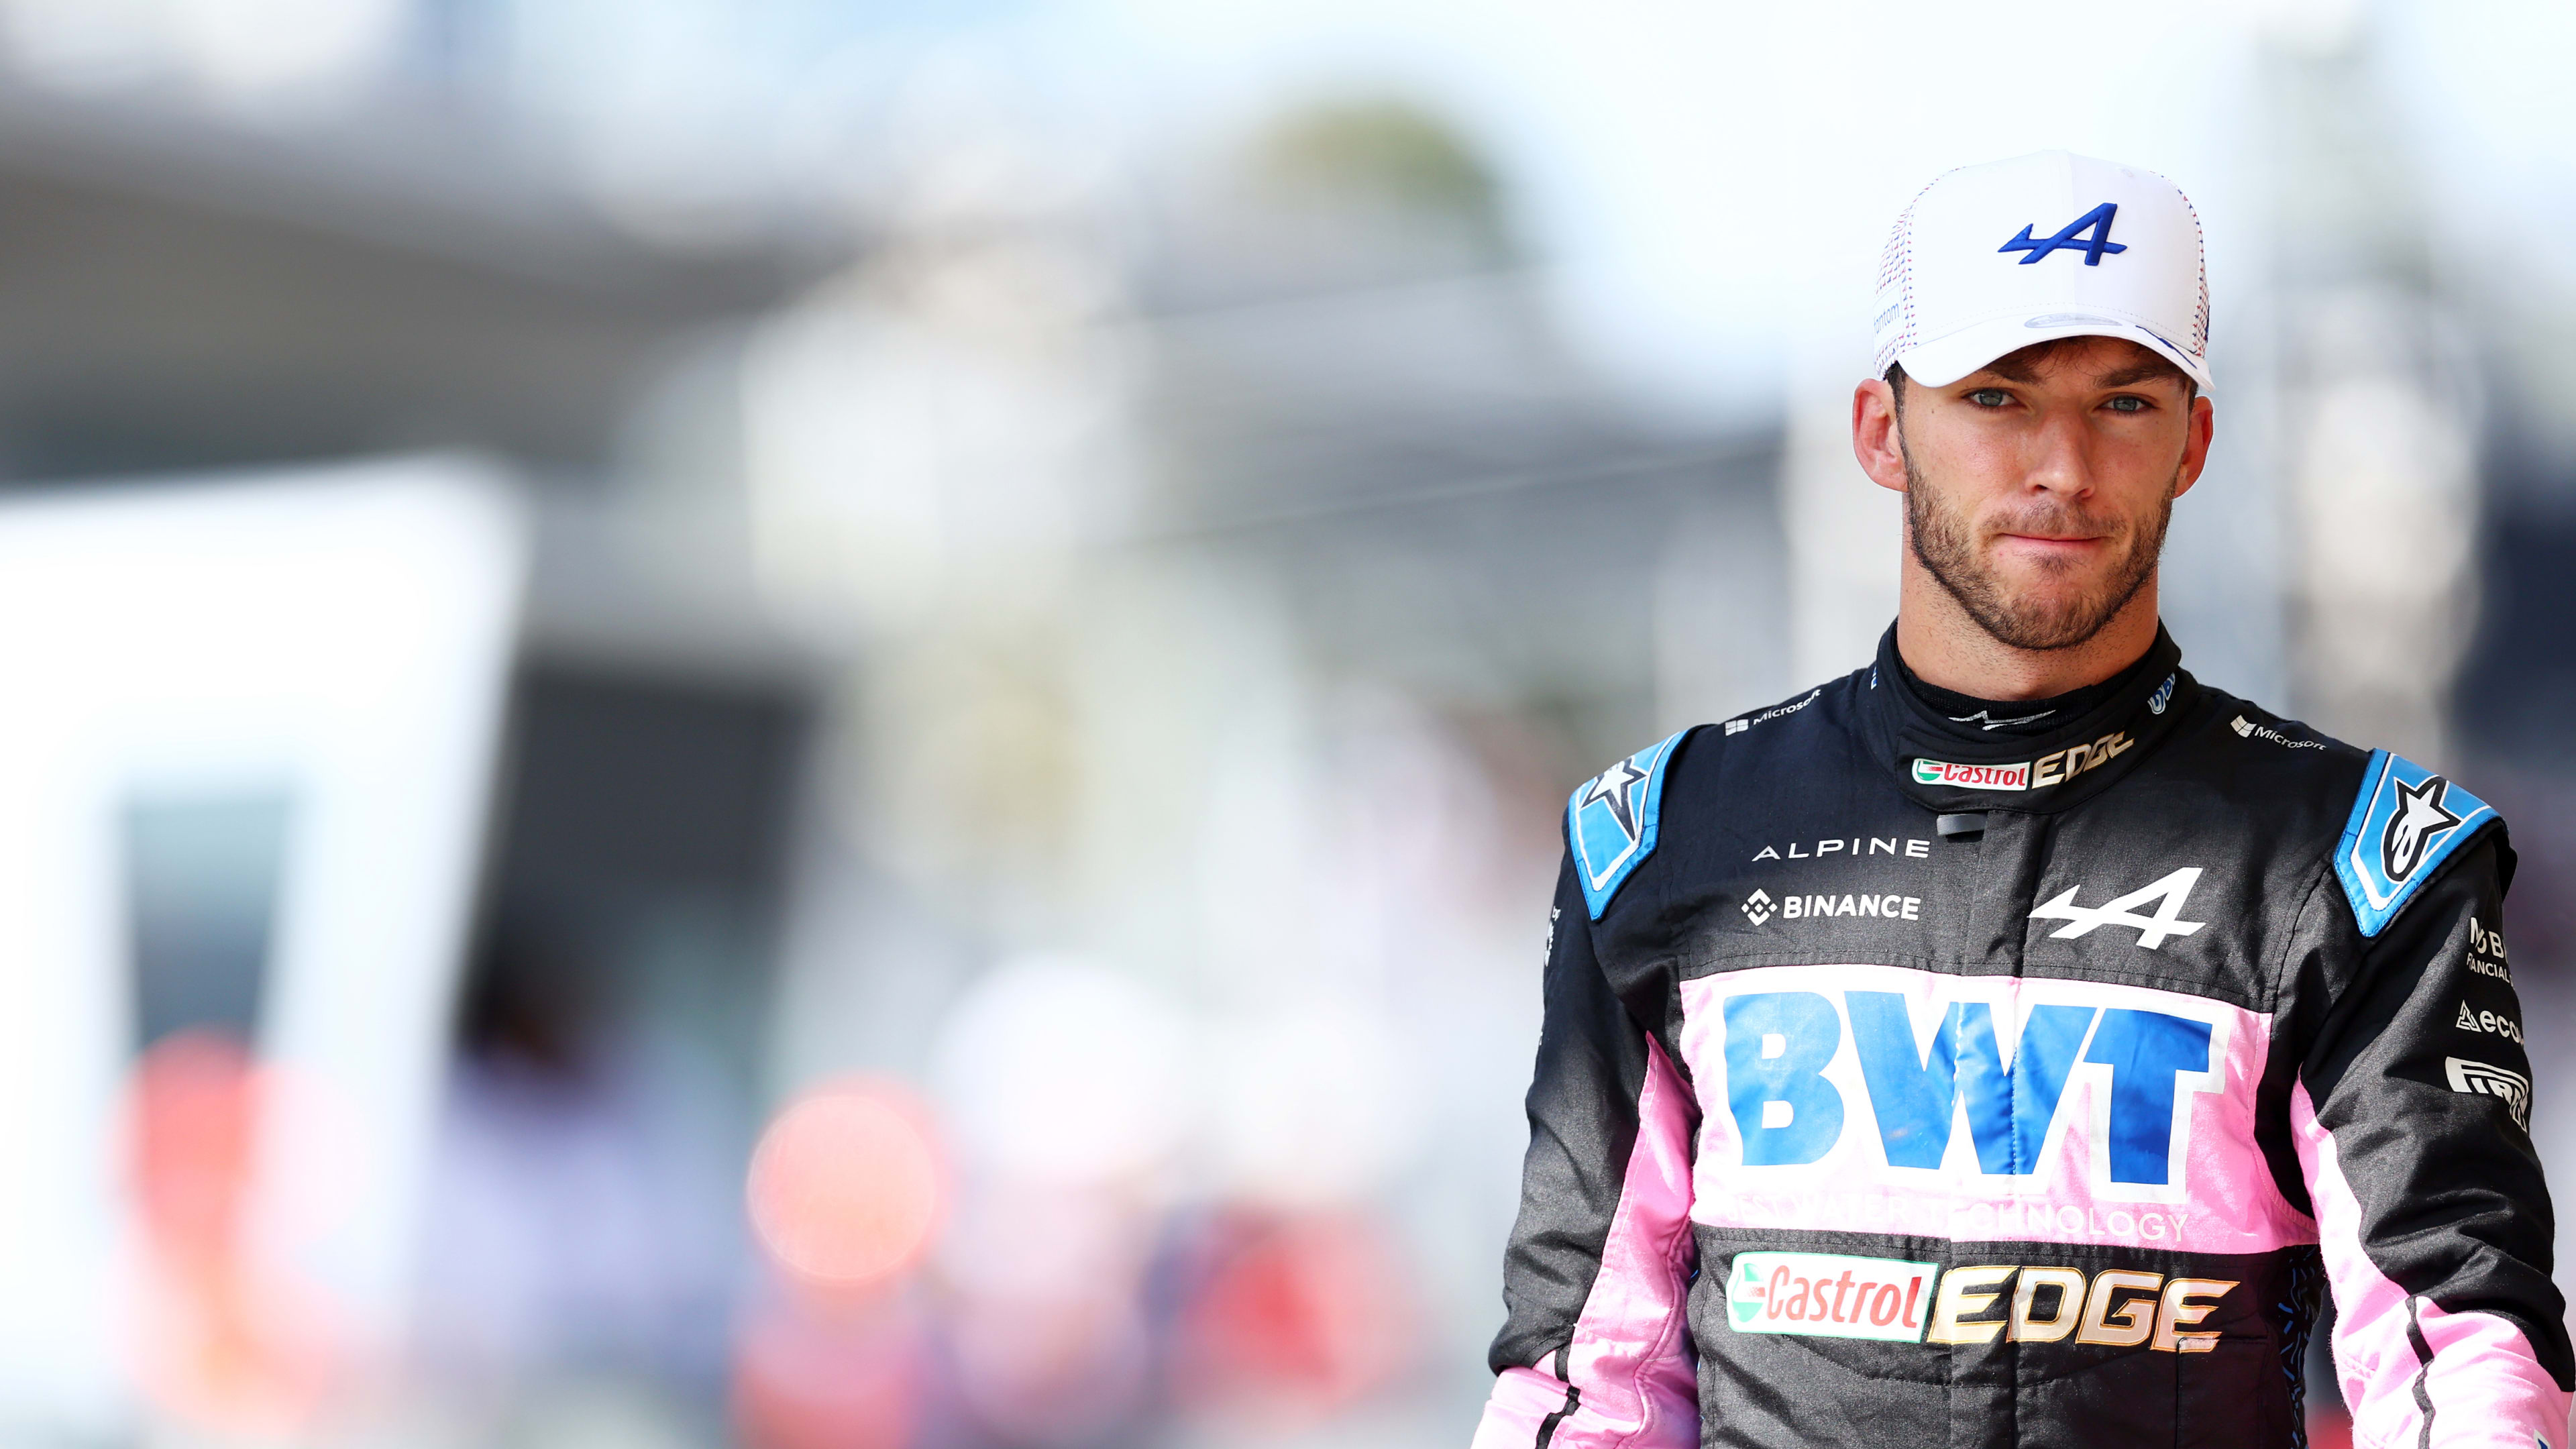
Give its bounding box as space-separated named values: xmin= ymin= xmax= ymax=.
xmin=2334 ymin=750 xmax=2499 ymax=937
xmin=1568 ymin=730 xmax=1687 ymax=920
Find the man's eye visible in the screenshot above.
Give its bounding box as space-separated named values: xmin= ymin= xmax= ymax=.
xmin=2105 ymin=395 xmax=2147 ymax=413
xmin=1968 ymin=389 xmax=2009 ymax=408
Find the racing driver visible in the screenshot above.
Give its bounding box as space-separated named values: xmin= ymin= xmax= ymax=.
xmin=1472 ymin=150 xmax=2569 ymax=1447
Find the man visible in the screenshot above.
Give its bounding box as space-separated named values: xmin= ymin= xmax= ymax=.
xmin=1472 ymin=151 xmax=2569 ymax=1447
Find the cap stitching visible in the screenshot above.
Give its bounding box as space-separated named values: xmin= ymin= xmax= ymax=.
xmin=1874 ymin=169 xmax=1953 ymax=378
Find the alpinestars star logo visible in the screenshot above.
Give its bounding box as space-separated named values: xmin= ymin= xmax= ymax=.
xmin=1579 ymin=755 xmax=1649 ymax=842
xmin=2027 ymin=867 xmax=2207 ymax=951
xmin=2382 ymin=774 xmax=2463 ymax=885
xmin=1741 ymin=889 xmax=1775 ymax=926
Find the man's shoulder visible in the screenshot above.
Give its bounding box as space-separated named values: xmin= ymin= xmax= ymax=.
xmin=2160 ymin=684 xmax=2371 ymax=779
xmin=2155 ymin=682 xmax=2506 ymax=938
xmin=1705 ymin=673 xmax=1857 ymax=747
xmin=1562 ymin=671 xmax=1868 ymax=920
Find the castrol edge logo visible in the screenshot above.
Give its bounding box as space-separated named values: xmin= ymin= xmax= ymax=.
xmin=1728 ymin=1252 xmax=2237 ymax=1354
xmin=1911 ymin=731 xmax=2134 ymax=794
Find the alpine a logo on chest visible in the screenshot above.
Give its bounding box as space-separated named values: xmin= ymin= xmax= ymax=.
xmin=2027 ymin=867 xmax=2207 ymax=951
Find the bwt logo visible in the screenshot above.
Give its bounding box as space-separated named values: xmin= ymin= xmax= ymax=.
xmin=1712 ymin=983 xmax=2228 ymax=1193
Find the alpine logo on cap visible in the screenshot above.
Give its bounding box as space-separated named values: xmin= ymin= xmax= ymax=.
xmin=2000 ymin=202 xmax=2126 ymax=266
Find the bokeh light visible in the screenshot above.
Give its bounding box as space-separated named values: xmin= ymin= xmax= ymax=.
xmin=930 ymin=955 xmax=1191 ymax=1187
xmin=745 ymin=1078 xmax=943 ymax=1295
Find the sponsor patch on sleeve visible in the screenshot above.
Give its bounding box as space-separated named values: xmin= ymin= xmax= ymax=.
xmin=1568 ymin=730 xmax=1687 ymax=919
xmin=2447 ymin=1057 xmax=2532 ymax=1130
xmin=1725 ymin=1251 xmax=1939 ymax=1342
xmin=2334 ymin=751 xmax=2498 ymax=936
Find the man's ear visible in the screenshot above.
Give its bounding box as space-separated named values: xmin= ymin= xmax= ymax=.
xmin=2172 ymin=393 xmax=2215 ymax=500
xmin=1851 ymin=378 xmax=1910 ymax=494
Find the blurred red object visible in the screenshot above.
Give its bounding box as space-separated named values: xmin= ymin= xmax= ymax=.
xmin=733 ymin=1293 xmax=923 ymax=1449
xmin=122 ymin=1030 xmax=342 ymax=1436
xmin=1173 ymin=1209 xmax=1419 ymax=1427
xmin=747 ymin=1076 xmax=945 ymax=1296
xmin=2306 ymin=1405 xmax=2353 ymax=1449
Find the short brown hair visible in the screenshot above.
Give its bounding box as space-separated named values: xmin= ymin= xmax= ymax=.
xmin=1885 ymin=335 xmax=2197 ymax=419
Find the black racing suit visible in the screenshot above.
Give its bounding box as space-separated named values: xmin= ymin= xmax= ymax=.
xmin=1475 ymin=626 xmax=2569 ymax=1448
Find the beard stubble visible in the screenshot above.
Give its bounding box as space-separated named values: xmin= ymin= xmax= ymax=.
xmin=1902 ymin=445 xmax=2176 ymax=653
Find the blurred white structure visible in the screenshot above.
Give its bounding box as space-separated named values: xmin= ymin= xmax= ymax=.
xmin=0 ymin=460 xmax=525 ymax=1440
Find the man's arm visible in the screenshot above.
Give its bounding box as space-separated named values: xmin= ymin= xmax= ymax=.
xmin=1473 ymin=856 xmax=1699 ymax=1449
xmin=2294 ymin=833 xmax=2573 ymax=1448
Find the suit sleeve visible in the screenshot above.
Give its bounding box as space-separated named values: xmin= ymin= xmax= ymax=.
xmin=1473 ymin=855 xmax=1699 ymax=1449
xmin=2292 ymin=834 xmax=2573 ymax=1448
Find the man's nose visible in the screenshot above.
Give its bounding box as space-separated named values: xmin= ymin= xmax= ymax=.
xmin=2024 ymin=411 xmax=2096 ymax=496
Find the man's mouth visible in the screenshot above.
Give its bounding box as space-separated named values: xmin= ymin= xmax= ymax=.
xmin=1996 ymin=531 xmax=2108 ymax=550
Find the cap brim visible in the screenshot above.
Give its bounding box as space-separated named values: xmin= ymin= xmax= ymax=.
xmin=1896 ymin=313 xmax=2213 ymax=393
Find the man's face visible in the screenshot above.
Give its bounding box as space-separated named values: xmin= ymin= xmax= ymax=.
xmin=1893 ymin=336 xmax=2212 ymax=652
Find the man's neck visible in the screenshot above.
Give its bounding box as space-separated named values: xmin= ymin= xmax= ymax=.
xmin=1894 ymin=559 xmax=2162 ymax=702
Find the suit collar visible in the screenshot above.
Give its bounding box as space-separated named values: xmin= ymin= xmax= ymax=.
xmin=1856 ymin=623 xmax=2193 ymax=814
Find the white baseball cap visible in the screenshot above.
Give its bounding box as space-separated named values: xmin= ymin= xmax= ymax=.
xmin=1872 ymin=150 xmax=2212 ymax=392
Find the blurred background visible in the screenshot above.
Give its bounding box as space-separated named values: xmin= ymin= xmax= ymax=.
xmin=0 ymin=1 xmax=2567 ymax=1446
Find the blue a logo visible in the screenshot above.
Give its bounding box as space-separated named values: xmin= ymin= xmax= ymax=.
xmin=2000 ymin=202 xmax=2127 ymax=266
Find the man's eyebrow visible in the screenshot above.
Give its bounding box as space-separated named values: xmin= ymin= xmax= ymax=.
xmin=2091 ymin=360 xmax=2188 ymax=390
xmin=1960 ymin=358 xmax=2186 ymax=391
